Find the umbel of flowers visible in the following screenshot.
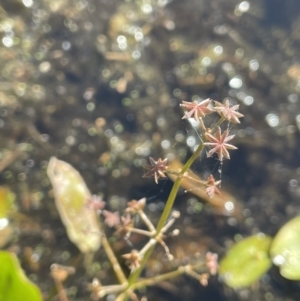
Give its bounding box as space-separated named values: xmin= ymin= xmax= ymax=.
xmin=85 ymin=98 xmax=243 ymax=301
xmin=143 ymin=98 xmax=244 ymax=199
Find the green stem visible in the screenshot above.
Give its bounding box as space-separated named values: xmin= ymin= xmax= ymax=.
xmin=122 ymin=142 xmax=205 ymax=300
xmin=211 ymin=117 xmax=225 ymax=133
xmin=131 ymin=262 xmax=206 ymax=290
xmin=157 ymin=142 xmax=205 ymax=232
xmin=102 ymin=233 xmax=128 ymax=285
xmin=131 ymin=267 xmax=185 ymax=289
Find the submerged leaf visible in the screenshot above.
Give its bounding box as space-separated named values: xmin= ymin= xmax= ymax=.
xmin=47 ymin=157 xmax=101 ymax=253
xmin=0 ymin=251 xmax=42 ymax=301
xmin=270 ymin=215 xmax=300 ymax=280
xmin=219 ymin=233 xmax=272 ymax=288
xmin=168 ymin=159 xmax=243 ymax=218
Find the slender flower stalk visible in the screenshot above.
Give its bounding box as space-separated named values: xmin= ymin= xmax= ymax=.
xmin=119 ymin=257 xmax=213 ymax=299
xmin=101 ymin=233 xmax=128 ymax=286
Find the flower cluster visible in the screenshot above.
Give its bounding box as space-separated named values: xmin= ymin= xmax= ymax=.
xmin=88 ymin=98 xmax=243 ymax=300
xmin=84 ymin=98 xmax=243 ymax=300
xmin=183 ymin=252 xmax=219 ymax=287
xmin=181 ymin=98 xmax=243 ymax=161
xmin=88 ymin=196 xmax=181 ymax=273
xmin=143 ymin=99 xmax=242 ymax=199
xmin=181 ymin=98 xmax=243 ymax=123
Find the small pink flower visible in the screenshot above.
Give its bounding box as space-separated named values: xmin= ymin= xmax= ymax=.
xmin=204 ymin=127 xmax=237 ymax=161
xmin=87 ymin=195 xmax=106 ymax=212
xmin=214 ymin=99 xmax=244 ymax=124
xmin=205 ymin=252 xmax=218 ymax=275
xmin=125 ymin=197 xmax=146 ymax=213
xmin=102 ymin=210 xmax=120 ymax=227
xmin=122 ymin=250 xmax=142 ymax=271
xmin=143 ymin=157 xmax=168 ymax=184
xmin=180 ymin=99 xmax=214 ymax=120
xmin=199 ymin=273 xmax=209 ymax=286
xmin=115 ymin=214 xmax=134 ymax=236
xmin=205 ymin=175 xmax=221 ymax=198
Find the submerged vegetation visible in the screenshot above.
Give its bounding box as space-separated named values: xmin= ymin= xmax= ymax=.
xmin=46 ymin=98 xmax=242 ymax=300
xmin=1 ymin=0 xmax=300 ymax=300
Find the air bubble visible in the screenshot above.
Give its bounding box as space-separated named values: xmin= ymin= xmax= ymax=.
xmin=229 ymin=77 xmax=243 ymax=89
xmin=265 ymin=113 xmax=279 ymax=127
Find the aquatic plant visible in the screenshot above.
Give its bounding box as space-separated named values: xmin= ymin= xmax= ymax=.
xmin=47 ymin=98 xmax=243 ymax=300
xmin=219 ymin=215 xmax=300 ymax=288
xmin=0 ymin=251 xmax=42 ymax=301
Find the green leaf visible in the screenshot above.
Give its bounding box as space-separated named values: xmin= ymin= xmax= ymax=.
xmin=0 ymin=251 xmax=42 ymax=301
xmin=270 ymin=215 xmax=300 ymax=280
xmin=219 ymin=233 xmax=272 ymax=288
xmin=47 ymin=157 xmax=102 ymax=253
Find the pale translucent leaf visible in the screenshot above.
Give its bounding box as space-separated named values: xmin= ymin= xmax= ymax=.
xmin=47 ymin=157 xmax=101 ymax=253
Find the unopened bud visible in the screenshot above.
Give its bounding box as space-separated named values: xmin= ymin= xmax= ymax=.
xmin=172 ymin=210 xmax=180 ymax=218
xmin=172 ymin=229 xmax=180 ymax=236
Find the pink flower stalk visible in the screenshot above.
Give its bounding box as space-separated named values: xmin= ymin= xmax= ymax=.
xmin=204 ymin=127 xmax=237 ymax=161
xmin=180 ymin=99 xmax=214 ymax=120
xmin=214 ymin=99 xmax=244 ymax=124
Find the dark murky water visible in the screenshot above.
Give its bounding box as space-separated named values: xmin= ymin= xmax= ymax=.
xmin=1 ymin=0 xmax=300 ymax=300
